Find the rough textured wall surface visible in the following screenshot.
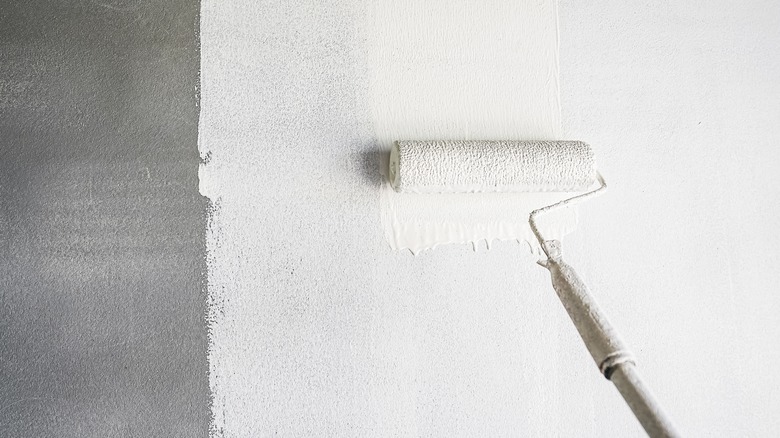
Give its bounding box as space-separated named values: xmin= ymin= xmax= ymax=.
xmin=0 ymin=1 xmax=207 ymax=436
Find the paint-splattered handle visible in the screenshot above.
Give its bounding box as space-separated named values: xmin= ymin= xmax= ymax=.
xmin=543 ymin=244 xmax=681 ymax=437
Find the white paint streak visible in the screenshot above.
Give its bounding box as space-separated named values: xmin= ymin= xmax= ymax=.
xmin=381 ymin=181 xmax=577 ymax=254
xmin=370 ymin=0 xmax=562 ymax=143
xmin=370 ymin=1 xmax=567 ymax=254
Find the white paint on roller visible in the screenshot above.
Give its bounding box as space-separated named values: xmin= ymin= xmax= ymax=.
xmin=390 ymin=141 xmax=595 ymax=194
xmin=372 ymin=2 xmax=569 ymax=254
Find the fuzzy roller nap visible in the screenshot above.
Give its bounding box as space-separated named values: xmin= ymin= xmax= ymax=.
xmin=390 ymin=140 xmax=595 ymax=193
xmin=391 ymin=140 xmax=680 ymax=438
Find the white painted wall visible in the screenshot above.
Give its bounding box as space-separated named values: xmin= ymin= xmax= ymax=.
xmin=201 ymin=1 xmax=780 ymax=436
xmin=560 ymin=1 xmax=780 ymax=435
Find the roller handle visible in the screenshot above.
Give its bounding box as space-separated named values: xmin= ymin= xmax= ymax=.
xmin=540 ymin=240 xmax=681 ymax=438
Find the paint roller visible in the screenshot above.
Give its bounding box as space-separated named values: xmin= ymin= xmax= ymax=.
xmin=390 ymin=140 xmax=680 ymax=438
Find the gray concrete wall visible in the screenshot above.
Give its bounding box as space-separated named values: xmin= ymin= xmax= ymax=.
xmin=0 ymin=1 xmax=207 ymax=436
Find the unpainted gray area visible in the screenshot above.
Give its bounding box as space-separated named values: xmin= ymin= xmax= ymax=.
xmin=0 ymin=0 xmax=207 ymax=436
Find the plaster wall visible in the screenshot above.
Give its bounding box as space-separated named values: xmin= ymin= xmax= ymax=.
xmin=202 ymin=1 xmax=780 ymax=436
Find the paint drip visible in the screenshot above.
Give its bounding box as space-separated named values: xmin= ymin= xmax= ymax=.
xmin=380 ymin=179 xmax=578 ymax=254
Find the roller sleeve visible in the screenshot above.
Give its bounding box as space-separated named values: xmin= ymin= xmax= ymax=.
xmin=390 ymin=140 xmax=596 ymax=193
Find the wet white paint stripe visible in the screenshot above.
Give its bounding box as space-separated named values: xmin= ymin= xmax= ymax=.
xmin=370 ymin=0 xmax=571 ymax=254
